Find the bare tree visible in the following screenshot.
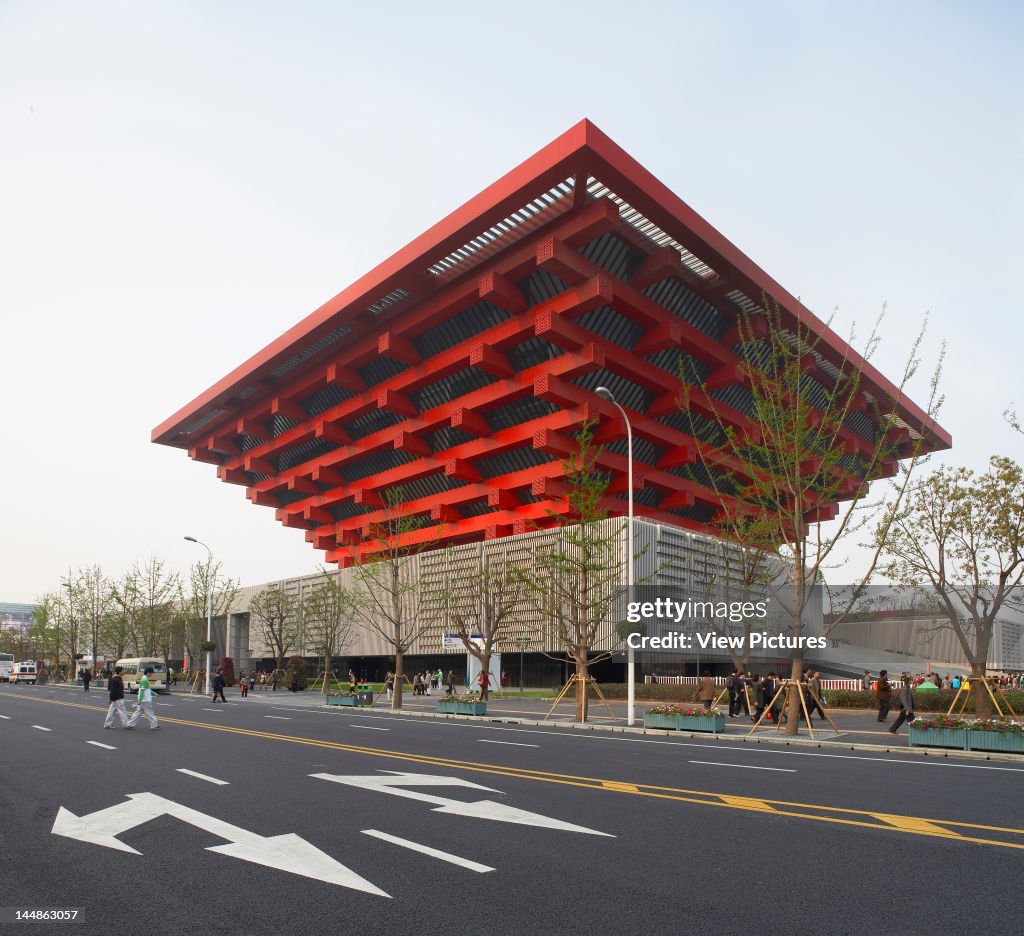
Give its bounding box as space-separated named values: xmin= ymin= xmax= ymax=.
xmin=879 ymin=456 xmax=1024 ymax=716
xmin=348 ymin=488 xmax=440 ymax=711
xmin=302 ymin=571 xmax=357 ymax=694
xmin=248 ymin=586 xmax=299 ymax=674
xmin=439 ymin=548 xmax=532 ymax=701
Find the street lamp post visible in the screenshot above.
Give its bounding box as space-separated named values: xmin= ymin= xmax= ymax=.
xmin=595 ymin=387 xmax=636 ymax=726
xmin=515 ymin=637 xmax=531 ymax=693
xmin=185 ymin=536 xmax=214 ymax=695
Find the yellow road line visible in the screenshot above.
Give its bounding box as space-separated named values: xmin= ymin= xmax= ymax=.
xmin=6 ymin=694 xmax=1024 ymax=850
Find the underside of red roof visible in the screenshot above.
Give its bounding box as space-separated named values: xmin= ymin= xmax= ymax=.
xmin=152 ymin=119 xmax=951 ymax=564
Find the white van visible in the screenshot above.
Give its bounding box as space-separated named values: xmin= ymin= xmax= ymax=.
xmin=115 ymin=658 xmax=167 ymax=693
xmin=8 ymin=661 xmax=38 ymax=684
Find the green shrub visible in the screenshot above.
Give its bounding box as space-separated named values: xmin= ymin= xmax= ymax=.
xmin=822 ymin=688 xmax=1024 ymax=713
xmin=596 ymin=683 xmax=704 ymax=702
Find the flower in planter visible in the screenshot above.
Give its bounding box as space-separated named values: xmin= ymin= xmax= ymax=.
xmin=647 ymin=704 xmax=721 ymax=717
xmin=963 ymin=718 xmax=1024 ymax=734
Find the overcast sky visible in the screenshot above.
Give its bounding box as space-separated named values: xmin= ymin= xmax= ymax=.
xmin=3 ymin=0 xmax=1022 ymax=604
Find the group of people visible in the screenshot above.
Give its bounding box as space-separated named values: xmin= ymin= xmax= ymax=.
xmin=406 ymin=669 xmax=453 ymax=696
xmin=382 ymin=670 xmax=459 ymax=697
xmin=102 ymin=665 xmax=159 ymax=730
xmin=864 ymin=671 xmax=1024 ymax=692
xmin=715 ymin=668 xmax=828 ymax=724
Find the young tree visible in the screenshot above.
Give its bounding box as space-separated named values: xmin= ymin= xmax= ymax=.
xmin=176 ymin=559 xmax=239 ymax=671
xmin=30 ymin=593 xmax=64 ymax=670
xmin=66 ymin=566 xmax=113 ymax=675
xmin=525 ymin=421 xmax=633 ymax=723
xmin=438 ymin=548 xmax=532 ymax=701
xmin=878 ymin=457 xmax=1024 ymax=716
xmin=348 ymin=488 xmax=440 ymax=711
xmin=302 ymin=571 xmax=357 ymax=694
xmin=248 ymin=586 xmax=299 ymax=674
xmin=131 ymin=557 xmax=180 ymax=657
xmin=679 ymin=303 xmax=943 ymax=735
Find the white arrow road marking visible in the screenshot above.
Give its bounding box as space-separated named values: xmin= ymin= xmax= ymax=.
xmin=362 ymin=830 xmax=494 ymax=872
xmin=50 ymin=793 xmax=389 ymax=895
xmin=86 ymin=741 xmax=116 ymax=750
xmin=176 ymin=769 xmax=229 ymax=785
xmin=311 ymin=771 xmax=612 ymax=837
xmin=32 ymin=725 xmax=52 ymax=731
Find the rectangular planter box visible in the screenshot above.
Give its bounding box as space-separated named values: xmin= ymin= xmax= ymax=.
xmin=644 ymin=713 xmax=726 ymax=733
xmin=965 ymin=730 xmax=1024 ymax=753
xmin=908 ymin=726 xmax=967 ymax=749
xmin=436 ymin=700 xmax=487 ymax=716
xmin=326 ymin=695 xmax=373 ymax=707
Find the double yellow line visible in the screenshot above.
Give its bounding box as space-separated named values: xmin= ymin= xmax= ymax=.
xmin=10 ymin=694 xmax=1024 ymax=850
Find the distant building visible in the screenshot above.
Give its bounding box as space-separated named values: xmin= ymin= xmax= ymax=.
xmin=0 ymin=602 xmax=37 ymax=635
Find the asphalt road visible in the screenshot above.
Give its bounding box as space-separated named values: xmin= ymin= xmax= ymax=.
xmin=1 ymin=682 xmax=1022 ymax=936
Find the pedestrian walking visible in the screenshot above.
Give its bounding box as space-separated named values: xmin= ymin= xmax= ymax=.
xmin=807 ymin=671 xmax=826 ymax=721
xmin=240 ymin=671 xmax=248 ymax=698
xmin=126 ymin=667 xmax=160 ymax=730
xmin=103 ymin=666 xmax=130 ymax=728
xmin=726 ymin=669 xmax=741 ymax=718
xmin=212 ymin=668 xmax=227 ymax=703
xmin=82 ymin=668 xmax=91 ymax=692
xmin=876 ymin=669 xmax=892 ymax=722
xmin=247 ymin=672 xmax=255 ymax=695
xmin=889 ymin=676 xmax=916 ymax=733
xmin=698 ymin=671 xmax=716 ymax=710
xmin=445 ymin=669 xmax=455 ymax=695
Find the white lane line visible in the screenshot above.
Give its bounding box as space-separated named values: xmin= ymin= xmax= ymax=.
xmin=176 ymin=768 xmax=230 ymax=786
xmin=202 ymin=708 xmax=224 ymax=712
xmin=32 ymin=725 xmax=52 ymax=732
xmin=86 ymin=741 xmax=116 ymax=750
xmin=350 ymin=724 xmax=389 ymax=731
xmin=362 ymin=830 xmax=493 ymax=872
xmin=155 ymin=703 xmax=173 ymax=707
xmin=690 ymin=760 xmax=796 ymax=773
xmin=342 ymin=715 xmax=1024 ymax=773
xmin=478 ymin=739 xmax=540 ymax=748
xmin=264 ymin=715 xmax=291 ymax=720
xmin=0 ymin=714 xmax=10 ymax=719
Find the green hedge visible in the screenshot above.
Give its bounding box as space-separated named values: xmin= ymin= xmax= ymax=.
xmin=822 ymin=688 xmax=1024 ymax=713
xmin=594 ymin=683 xmax=1024 ymax=713
xmin=597 ymin=683 xmax=705 ymax=702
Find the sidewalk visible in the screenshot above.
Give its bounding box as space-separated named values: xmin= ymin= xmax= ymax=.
xmin=39 ymin=681 xmax=1023 ymax=763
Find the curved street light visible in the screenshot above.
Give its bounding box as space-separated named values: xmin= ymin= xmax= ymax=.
xmin=594 ymin=387 xmax=637 ymax=726
xmin=185 ymin=536 xmax=214 ymax=695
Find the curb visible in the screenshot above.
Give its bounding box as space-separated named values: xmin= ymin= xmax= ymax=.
xmin=318 ymin=704 xmax=1024 ymax=764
